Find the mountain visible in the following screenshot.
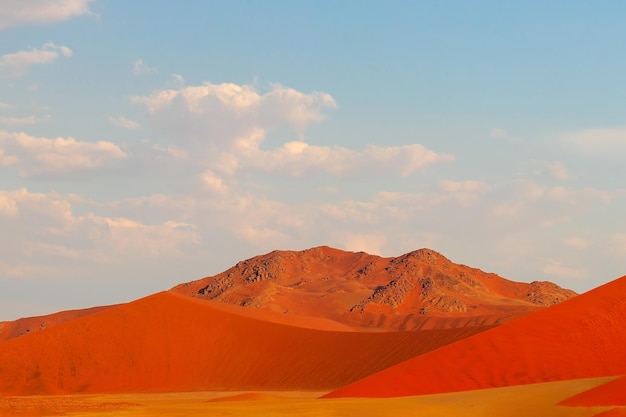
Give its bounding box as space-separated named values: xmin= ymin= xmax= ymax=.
xmin=172 ymin=246 xmax=576 ymax=330
xmin=324 ymin=274 xmax=626 ymax=398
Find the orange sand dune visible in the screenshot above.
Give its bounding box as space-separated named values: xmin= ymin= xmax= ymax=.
xmin=0 ymin=291 xmax=491 ymax=395
xmin=561 ymin=375 xmax=626 ymax=407
xmin=172 ymin=246 xmax=576 ymax=331
xmin=591 ymin=409 xmax=626 ymax=417
xmin=325 ymin=275 xmax=626 ymax=398
xmin=0 ymin=305 xmax=113 ymax=342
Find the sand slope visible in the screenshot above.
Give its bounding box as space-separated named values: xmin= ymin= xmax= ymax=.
xmin=0 ymin=305 xmax=112 ymax=342
xmin=326 ymin=275 xmax=626 ymax=398
xmin=0 ymin=291 xmax=491 ymax=395
xmin=561 ymin=375 xmax=626 ymax=407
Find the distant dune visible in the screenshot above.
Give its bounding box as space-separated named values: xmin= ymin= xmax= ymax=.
xmin=172 ymin=246 xmax=576 ymax=331
xmin=0 ymin=291 xmax=490 ymax=395
xmin=325 ymin=275 xmax=626 ymax=398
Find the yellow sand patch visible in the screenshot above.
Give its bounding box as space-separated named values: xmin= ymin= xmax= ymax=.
xmin=0 ymin=377 xmax=616 ymax=417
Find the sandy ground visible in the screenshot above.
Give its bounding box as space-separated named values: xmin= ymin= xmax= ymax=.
xmin=0 ymin=377 xmax=619 ymax=417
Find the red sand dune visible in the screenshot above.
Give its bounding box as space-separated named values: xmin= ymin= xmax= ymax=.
xmin=0 ymin=291 xmax=491 ymax=395
xmin=172 ymin=246 xmax=576 ymax=331
xmin=325 ymin=275 xmax=626 ymax=398
xmin=0 ymin=305 xmax=112 ymax=342
xmin=560 ymin=375 xmax=626 ymax=407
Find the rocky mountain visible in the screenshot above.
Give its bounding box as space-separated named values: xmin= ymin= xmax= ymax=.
xmin=172 ymin=246 xmax=577 ymax=330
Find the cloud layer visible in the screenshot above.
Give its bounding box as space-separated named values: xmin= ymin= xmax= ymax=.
xmin=0 ymin=131 xmax=126 ymax=177
xmin=0 ymin=43 xmax=72 ymax=77
xmin=133 ymin=81 xmax=452 ymax=182
xmin=0 ymin=0 xmax=93 ymax=30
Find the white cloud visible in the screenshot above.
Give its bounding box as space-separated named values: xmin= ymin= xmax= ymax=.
xmin=335 ymin=232 xmax=386 ymax=256
xmin=133 ymin=81 xmax=451 ymax=178
xmin=0 ymin=0 xmax=94 ymax=30
xmin=201 ymin=170 xmax=228 ymax=194
xmin=0 ymin=43 xmax=72 ymax=77
xmin=563 ymin=237 xmax=591 ymax=250
xmin=108 ymin=116 xmax=141 ymax=130
xmin=439 ymin=180 xmax=486 ymax=193
xmin=132 ymin=59 xmax=157 ymax=76
xmin=438 ymin=180 xmax=489 ymax=206
xmin=0 ymin=131 xmax=127 ymax=177
xmin=0 ymin=114 xmax=50 ymax=126
xmin=236 ymin=141 xmax=453 ymax=178
xmin=542 ymin=260 xmax=587 ymax=279
xmin=490 ymin=127 xmax=520 ymax=142
xmin=0 ymin=189 xmax=201 ymax=274
xmin=171 ymin=73 xmax=185 ymax=86
xmin=132 ymin=82 xmax=335 ymax=146
xmin=562 ymin=128 xmax=626 ymax=156
xmin=543 ymin=162 xmax=572 ymax=181
xmin=0 ymin=102 xmax=15 ymax=110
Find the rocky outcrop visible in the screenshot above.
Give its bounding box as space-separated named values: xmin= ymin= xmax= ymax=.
xmin=171 ymin=246 xmax=578 ymax=330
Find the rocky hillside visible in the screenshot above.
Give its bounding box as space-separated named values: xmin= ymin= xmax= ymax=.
xmin=171 ymin=246 xmax=577 ymax=330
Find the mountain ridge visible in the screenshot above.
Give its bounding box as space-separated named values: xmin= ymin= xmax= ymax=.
xmin=172 ymin=245 xmax=577 ymax=330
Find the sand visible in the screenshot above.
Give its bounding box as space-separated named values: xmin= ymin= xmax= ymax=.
xmin=0 ymin=377 xmax=616 ymax=417
xmin=0 ymin=291 xmax=491 ymax=395
xmin=561 ymin=375 xmax=626 ymax=407
xmin=326 ymin=275 xmax=626 ymax=398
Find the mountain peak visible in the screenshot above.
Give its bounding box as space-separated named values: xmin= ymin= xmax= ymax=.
xmin=171 ymin=246 xmax=576 ymax=330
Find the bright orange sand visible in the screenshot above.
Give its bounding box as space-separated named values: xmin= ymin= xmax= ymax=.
xmin=594 ymin=408 xmax=626 ymax=415
xmin=0 ymin=291 xmax=491 ymax=395
xmin=326 ymin=275 xmax=626 ymax=398
xmin=561 ymin=375 xmax=626 ymax=407
xmin=0 ymin=377 xmax=614 ymax=417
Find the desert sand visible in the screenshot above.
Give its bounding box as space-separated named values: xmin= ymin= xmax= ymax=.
xmin=561 ymin=375 xmax=626 ymax=407
xmin=0 ymin=291 xmax=490 ymax=395
xmin=0 ymin=306 xmax=112 ymax=342
xmin=0 ymin=377 xmax=619 ymax=417
xmin=1 ymin=247 xmax=622 ymax=416
xmin=326 ymin=274 xmax=626 ymax=398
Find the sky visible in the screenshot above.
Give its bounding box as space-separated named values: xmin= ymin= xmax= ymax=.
xmin=1 ymin=0 xmax=625 ymax=320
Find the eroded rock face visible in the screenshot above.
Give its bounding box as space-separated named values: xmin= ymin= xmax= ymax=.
xmin=171 ymin=246 xmax=578 ymax=330
xmin=526 ymin=281 xmax=578 ymax=306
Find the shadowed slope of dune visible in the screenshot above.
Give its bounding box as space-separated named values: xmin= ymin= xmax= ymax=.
xmin=172 ymin=246 xmax=576 ymax=331
xmin=560 ymin=375 xmax=626 ymax=407
xmin=325 ymin=275 xmax=626 ymax=398
xmin=0 ymin=305 xmax=114 ymax=341
xmin=0 ymin=291 xmax=492 ymax=396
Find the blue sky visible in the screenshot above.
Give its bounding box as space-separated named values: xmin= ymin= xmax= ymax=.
xmin=1 ymin=1 xmax=625 ymax=320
